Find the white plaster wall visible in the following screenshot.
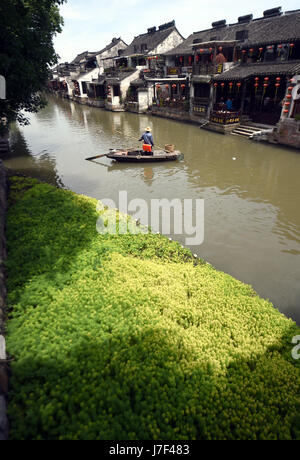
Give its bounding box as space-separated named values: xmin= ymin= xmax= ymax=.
xmin=152 ymin=30 xmax=184 ymax=55
xmin=96 ymin=41 xmax=128 ymax=73
xmin=79 ymin=68 xmax=99 ymax=84
xmin=138 ymin=90 xmax=149 ymax=112
xmin=120 ymin=69 xmax=141 ymax=100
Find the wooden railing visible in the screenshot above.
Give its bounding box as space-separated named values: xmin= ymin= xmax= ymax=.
xmin=210 ymin=110 xmax=240 ymax=125
xmin=192 ymin=64 xmax=224 ymax=75
xmin=152 ymin=98 xmax=190 ymax=112
xmin=166 ymin=67 xmax=192 ymax=76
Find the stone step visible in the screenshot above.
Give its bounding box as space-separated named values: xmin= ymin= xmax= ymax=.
xmin=239 ymin=125 xmax=262 ymax=132
xmin=234 ymin=128 xmax=258 ymax=135
xmin=231 ymin=132 xmax=249 ymax=138
xmin=231 ymin=130 xmax=251 ymax=138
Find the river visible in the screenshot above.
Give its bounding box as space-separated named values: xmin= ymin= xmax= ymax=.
xmin=2 ymin=94 xmax=300 ymax=324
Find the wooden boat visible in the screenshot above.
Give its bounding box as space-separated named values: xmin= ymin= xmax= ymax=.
xmin=106 ymin=148 xmax=182 ymax=163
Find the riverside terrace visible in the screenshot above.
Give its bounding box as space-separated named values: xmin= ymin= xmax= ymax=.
xmin=49 ymin=7 xmax=300 ymax=147
xmin=154 ymin=7 xmax=300 ymax=130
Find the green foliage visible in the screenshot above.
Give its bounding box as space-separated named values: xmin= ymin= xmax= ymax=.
xmin=0 ymin=0 xmax=66 ymax=124
xmin=6 ymin=177 xmax=300 ymax=440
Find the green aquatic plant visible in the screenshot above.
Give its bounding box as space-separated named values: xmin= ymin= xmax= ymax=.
xmin=5 ymin=177 xmax=300 ymax=440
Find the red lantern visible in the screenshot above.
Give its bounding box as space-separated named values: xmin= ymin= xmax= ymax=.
xmin=181 ymin=84 xmax=186 ymax=89
xmin=179 ymin=56 xmax=183 ymax=63
xmin=290 ymin=78 xmax=296 ymax=84
xmin=290 ymin=43 xmax=295 ymax=56
xmin=288 ymin=86 xmax=293 ymax=91
xmin=219 ymin=46 xmax=223 ymax=51
xmin=276 ymin=77 xmax=281 ymax=82
xmin=267 ymin=46 xmax=273 ymax=50
xmin=275 ymin=82 xmax=281 ymax=99
xmin=250 ymin=48 xmax=254 ymax=53
xmin=199 ymin=49 xmax=204 ymax=53
xmin=286 ymin=94 xmax=292 ymax=99
xmin=290 ymin=43 xmax=295 ymax=47
xmin=196 ymin=54 xmax=199 ymax=62
xmin=285 ymin=102 xmax=291 ymax=106
xmin=283 ymin=109 xmax=289 ymax=114
xmin=172 ymin=84 xmax=177 ymax=89
xmin=259 ymin=47 xmax=263 ymax=53
xmin=264 ymin=77 xmax=269 ymax=81
xmin=209 ymin=48 xmax=213 ymax=53
xmin=242 ymin=49 xmax=246 ymax=54
xmin=236 ymin=82 xmax=242 ymax=92
xmin=278 ymin=44 xmax=282 ymax=49
xmin=214 ymin=83 xmax=218 ymax=88
xmin=188 ymin=56 xmax=192 ymax=64
xmin=255 ymin=77 xmax=259 ymax=82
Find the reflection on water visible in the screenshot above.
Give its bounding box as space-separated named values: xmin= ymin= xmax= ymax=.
xmin=3 ymin=94 xmax=300 ymax=324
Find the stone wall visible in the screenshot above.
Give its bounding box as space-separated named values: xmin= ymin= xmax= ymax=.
xmin=0 ymin=160 xmax=8 ymax=440
xmin=271 ymin=119 xmax=300 ymax=149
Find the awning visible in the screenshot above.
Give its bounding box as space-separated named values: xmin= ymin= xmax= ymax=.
xmin=213 ymin=60 xmax=300 ymax=81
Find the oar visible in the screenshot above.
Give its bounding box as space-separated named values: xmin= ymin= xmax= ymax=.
xmin=85 ymin=153 xmax=109 ymax=161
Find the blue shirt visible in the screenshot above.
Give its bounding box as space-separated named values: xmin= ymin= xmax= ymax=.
xmin=226 ymin=99 xmax=233 ymax=111
xmin=140 ymin=132 xmax=154 ymax=146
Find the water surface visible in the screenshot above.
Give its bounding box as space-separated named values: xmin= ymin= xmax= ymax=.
xmin=3 ymin=95 xmax=300 ymax=324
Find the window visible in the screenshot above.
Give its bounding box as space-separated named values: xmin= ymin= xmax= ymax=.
xmin=113 ymin=85 xmax=121 ymax=97
xmin=236 ymin=30 xmax=249 ymax=41
xmin=81 ymin=82 xmax=87 ymax=94
xmin=141 ymin=44 xmax=148 ymax=53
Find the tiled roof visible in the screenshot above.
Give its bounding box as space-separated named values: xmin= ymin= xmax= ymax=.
xmin=213 ymin=60 xmax=300 ymax=81
xmin=71 ymin=51 xmax=99 ymax=64
xmin=105 ymin=70 xmax=137 ymax=83
xmin=97 ymin=38 xmax=127 ymax=56
xmin=123 ymin=25 xmax=183 ymax=57
xmin=165 ymin=10 xmax=300 ymax=55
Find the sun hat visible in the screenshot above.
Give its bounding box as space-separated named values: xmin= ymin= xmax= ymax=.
xmin=145 ymin=127 xmax=151 ymax=132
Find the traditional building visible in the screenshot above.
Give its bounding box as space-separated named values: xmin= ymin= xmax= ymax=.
xmin=105 ymin=21 xmax=185 ymax=112
xmin=152 ymin=7 xmax=300 ymax=134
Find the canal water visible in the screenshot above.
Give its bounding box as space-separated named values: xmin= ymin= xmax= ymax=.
xmin=3 ymin=94 xmax=300 ymax=324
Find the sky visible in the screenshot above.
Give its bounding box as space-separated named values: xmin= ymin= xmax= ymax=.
xmin=54 ymin=0 xmax=300 ymax=63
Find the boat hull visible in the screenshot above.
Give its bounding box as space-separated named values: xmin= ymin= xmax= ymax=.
xmin=107 ymin=149 xmax=181 ymax=163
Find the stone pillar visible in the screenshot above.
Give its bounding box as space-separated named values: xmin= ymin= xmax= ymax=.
xmin=0 ymin=160 xmax=8 ymax=440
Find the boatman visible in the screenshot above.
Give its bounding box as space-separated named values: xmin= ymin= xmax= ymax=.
xmin=139 ymin=127 xmax=154 ymax=155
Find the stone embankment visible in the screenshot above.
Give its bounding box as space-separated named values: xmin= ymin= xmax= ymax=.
xmin=0 ymin=160 xmax=8 ymax=440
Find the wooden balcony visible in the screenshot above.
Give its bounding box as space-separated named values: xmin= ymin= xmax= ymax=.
xmin=210 ymin=110 xmax=240 ymax=125
xmin=166 ymin=67 xmax=193 ymax=76
xmin=152 ymin=98 xmax=190 ymax=112
xmin=192 ymin=64 xmax=223 ymax=75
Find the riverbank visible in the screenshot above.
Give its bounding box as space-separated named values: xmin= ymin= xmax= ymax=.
xmin=5 ymin=175 xmax=300 ymax=440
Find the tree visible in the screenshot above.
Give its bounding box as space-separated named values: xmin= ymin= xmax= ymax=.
xmin=0 ymin=0 xmax=66 ymax=125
